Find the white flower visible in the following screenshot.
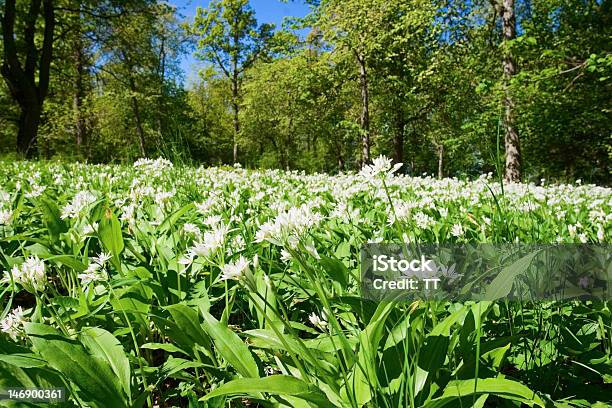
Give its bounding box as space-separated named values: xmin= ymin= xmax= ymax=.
xmin=220 ymin=256 xmax=250 ymax=281
xmin=178 ymin=252 xmax=195 ymax=266
xmin=61 ymin=191 xmax=97 ymax=219
xmin=596 ymin=225 xmax=605 ymax=242
xmin=191 ymin=224 xmax=229 ymax=259
xmin=183 ymin=223 xmax=201 ymax=236
xmin=24 ymin=184 xmax=45 ymax=198
xmin=92 ymin=252 xmax=112 ymax=266
xmin=436 ymin=263 xmax=462 ymax=283
xmin=280 ymin=249 xmax=292 ymax=264
xmin=359 ymin=155 xmax=403 ymax=181
xmin=204 ymin=215 xmax=222 ymax=227
xmin=414 ymin=212 xmax=434 ymax=229
xmin=154 ymin=190 xmax=175 ymax=202
xmin=78 ymin=267 xmax=107 ymax=285
xmin=255 ymin=205 xmax=322 ymax=244
xmin=304 ymin=242 xmax=321 ymax=260
xmin=0 ymin=209 xmax=11 ymax=225
xmin=308 ymin=312 xmax=328 ymax=331
xmin=1 ymin=307 xmax=26 ymax=341
xmin=81 ymin=222 xmax=98 ymax=236
xmin=578 ymin=233 xmax=588 ymax=243
xmin=78 ymin=252 xmax=111 ymax=285
xmin=451 ymin=224 xmax=464 ymax=237
xmin=4 ymin=256 xmax=46 ymax=293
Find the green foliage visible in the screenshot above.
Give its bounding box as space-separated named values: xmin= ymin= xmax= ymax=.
xmin=0 ymin=161 xmax=610 ymax=406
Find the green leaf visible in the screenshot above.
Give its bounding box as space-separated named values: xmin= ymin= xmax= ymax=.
xmin=200 ymin=375 xmax=334 ymax=407
xmin=141 ymin=342 xmax=189 ymax=355
xmin=98 ymin=209 xmax=124 ymax=272
xmin=165 ymin=304 xmax=211 ymax=352
xmin=343 ymin=301 xmax=396 ymax=406
xmin=37 ymin=197 xmax=68 ymax=241
xmin=80 ymin=327 xmax=131 ymax=399
xmin=430 ymin=306 xmax=467 ymax=337
xmin=202 ymin=311 xmax=259 ymax=378
xmin=484 ymin=250 xmax=540 ymax=300
xmin=419 ymin=335 xmax=449 ymax=373
xmin=0 ymin=353 xmax=47 ymax=368
xmin=428 ymin=378 xmax=545 ymax=407
xmin=24 ymin=323 xmax=129 ymax=408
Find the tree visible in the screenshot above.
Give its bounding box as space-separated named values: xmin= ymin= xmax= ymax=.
xmin=1 ymin=0 xmax=55 ymax=157
xmin=192 ymin=0 xmax=273 ymax=163
xmin=490 ymin=0 xmax=521 ymax=182
xmin=317 ymin=0 xmax=385 ymax=166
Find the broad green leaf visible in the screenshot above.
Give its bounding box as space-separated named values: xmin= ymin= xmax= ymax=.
xmin=80 ymin=327 xmax=131 ymax=399
xmin=343 ymin=301 xmax=396 ymax=406
xmin=427 ymin=378 xmax=545 ymax=407
xmin=141 ymin=342 xmax=189 ymax=355
xmin=37 ymin=197 xmax=68 ymax=241
xmin=98 ymin=209 xmax=124 ymax=272
xmin=202 ymin=311 xmax=259 ymax=378
xmin=484 ymin=250 xmax=540 ymax=300
xmin=430 ymin=306 xmax=468 ymax=337
xmin=24 ymin=323 xmax=129 ymax=408
xmin=165 ymin=304 xmax=211 ymax=352
xmin=0 ymin=353 xmax=47 ymax=368
xmin=200 ymin=375 xmax=334 ymax=407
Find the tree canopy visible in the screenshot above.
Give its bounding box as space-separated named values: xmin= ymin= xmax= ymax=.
xmin=0 ymin=0 xmax=609 ymax=183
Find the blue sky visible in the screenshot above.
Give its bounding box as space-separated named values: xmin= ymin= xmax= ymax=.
xmin=170 ymin=0 xmax=312 ymax=80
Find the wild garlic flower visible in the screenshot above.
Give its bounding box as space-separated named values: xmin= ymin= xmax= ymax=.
xmin=219 ymin=256 xmax=250 ymax=281
xmin=78 ymin=252 xmax=111 ymax=285
xmin=3 ymin=256 xmax=46 ymax=293
xmin=451 ymin=224 xmax=464 ymax=238
xmin=61 ymin=191 xmax=97 ymax=219
xmin=359 ymin=155 xmax=403 ymax=181
xmin=304 ymin=242 xmax=321 ymax=260
xmin=0 ymin=209 xmax=11 ymax=225
xmin=189 ymin=224 xmax=229 ymax=260
xmin=436 ymin=263 xmax=463 ymax=283
xmin=597 ymin=225 xmax=605 ymax=242
xmin=414 ymin=212 xmax=435 ymax=230
xmin=81 ymin=222 xmax=98 ymax=236
xmin=255 ymin=205 xmax=323 ymax=245
xmin=1 ymin=307 xmax=26 ymax=341
xmin=308 ymin=312 xmax=328 ymax=331
xmin=183 ymin=223 xmax=202 ymax=237
xmin=24 ymin=184 xmax=46 ymax=198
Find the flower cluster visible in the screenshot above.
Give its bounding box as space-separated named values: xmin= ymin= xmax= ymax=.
xmin=0 ymin=307 xmax=26 ymax=341
xmin=78 ymin=253 xmax=112 ymax=285
xmin=3 ymin=256 xmax=47 ymax=293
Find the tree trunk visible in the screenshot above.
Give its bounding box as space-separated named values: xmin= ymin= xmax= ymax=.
xmin=73 ymin=38 xmax=86 ymax=153
xmin=231 ymin=34 xmax=241 ymax=164
xmin=357 ymin=53 xmax=370 ymax=166
xmin=393 ymin=112 xmax=404 ymax=167
xmin=232 ymin=73 xmax=240 ymax=164
xmin=121 ymin=49 xmax=146 ymax=157
xmin=16 ymin=103 xmax=41 ymax=156
xmin=1 ymin=0 xmax=55 ymax=158
xmin=437 ymin=144 xmax=444 ymax=179
xmin=157 ymin=36 xmax=166 ymax=135
xmin=130 ymin=92 xmax=146 ymax=157
xmin=501 ymin=0 xmax=521 ymax=182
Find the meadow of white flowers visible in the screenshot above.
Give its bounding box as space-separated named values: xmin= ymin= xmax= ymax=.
xmin=0 ymin=157 xmax=610 ymax=407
